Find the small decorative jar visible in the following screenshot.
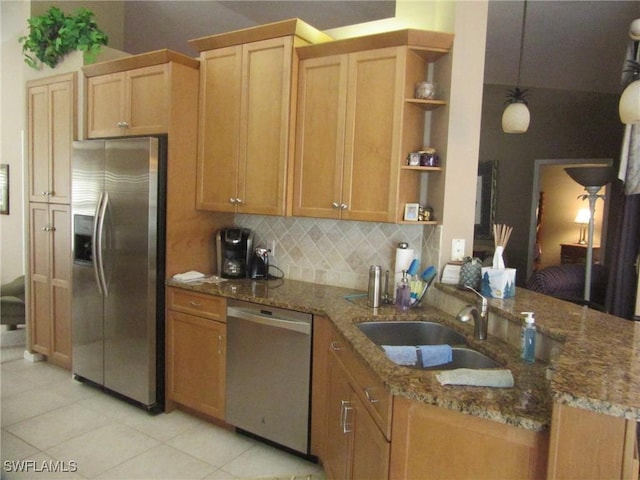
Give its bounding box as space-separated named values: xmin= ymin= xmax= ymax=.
xmin=459 ymin=257 xmax=483 ymax=290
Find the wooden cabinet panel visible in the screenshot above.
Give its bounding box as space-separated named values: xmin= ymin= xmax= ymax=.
xmin=86 ymin=73 xmax=125 ymax=138
xmin=29 ymin=203 xmax=71 ymax=368
xmin=196 ymin=37 xmax=293 ymax=215
xmin=87 ymin=65 xmax=168 ymax=138
xmin=294 ymin=47 xmax=403 ymax=222
xmin=166 ymin=309 xmax=226 ymax=419
xmin=196 ymin=46 xmax=242 ymax=212
xmin=320 ymin=321 xmax=391 ymax=480
xmin=27 ymin=73 xmax=75 ymax=204
xmin=547 ymin=402 xmax=638 ymax=480
xmin=293 ymin=55 xmax=347 ymax=219
xmin=390 ymin=396 xmax=548 ymax=480
xmin=167 ymin=288 xmax=226 ymax=322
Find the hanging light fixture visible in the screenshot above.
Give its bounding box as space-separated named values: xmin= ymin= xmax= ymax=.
xmin=619 ymin=18 xmax=640 ymax=125
xmin=502 ymin=0 xmax=531 ymax=134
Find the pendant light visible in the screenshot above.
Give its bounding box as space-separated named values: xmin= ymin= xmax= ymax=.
xmin=502 ymin=0 xmax=530 ymax=134
xmin=619 ymin=18 xmax=640 ymax=125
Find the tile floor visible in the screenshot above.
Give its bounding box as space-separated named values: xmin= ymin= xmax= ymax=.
xmin=1 ymin=345 xmax=325 ymax=480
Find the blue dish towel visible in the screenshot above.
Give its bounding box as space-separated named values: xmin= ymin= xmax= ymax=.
xmin=382 ymin=345 xmax=418 ymax=366
xmin=419 ymin=344 xmax=452 ymax=368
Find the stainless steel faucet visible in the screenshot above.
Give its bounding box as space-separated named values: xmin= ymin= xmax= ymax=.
xmin=456 ymin=286 xmax=489 ymax=340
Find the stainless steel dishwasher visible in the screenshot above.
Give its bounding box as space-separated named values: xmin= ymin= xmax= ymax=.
xmin=226 ymin=299 xmax=312 ymax=455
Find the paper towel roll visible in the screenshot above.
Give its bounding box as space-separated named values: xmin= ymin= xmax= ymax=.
xmin=394 ymin=247 xmax=415 ymax=292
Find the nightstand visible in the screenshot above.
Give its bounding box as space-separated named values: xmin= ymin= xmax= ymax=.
xmin=560 ymin=243 xmax=599 ymax=265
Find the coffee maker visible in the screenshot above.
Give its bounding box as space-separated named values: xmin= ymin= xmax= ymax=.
xmin=216 ymin=227 xmax=254 ymax=278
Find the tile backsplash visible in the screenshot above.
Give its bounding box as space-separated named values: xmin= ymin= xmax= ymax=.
xmin=236 ymin=214 xmax=439 ymax=290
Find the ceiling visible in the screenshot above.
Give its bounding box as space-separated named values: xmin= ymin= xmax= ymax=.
xmin=122 ymin=1 xmax=640 ymax=94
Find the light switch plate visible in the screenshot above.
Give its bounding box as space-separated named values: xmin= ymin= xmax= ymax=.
xmin=451 ymin=239 xmax=465 ymax=261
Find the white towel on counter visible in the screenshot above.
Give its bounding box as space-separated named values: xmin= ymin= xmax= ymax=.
xmin=172 ymin=270 xmax=205 ymax=282
xmin=436 ymin=368 xmax=514 ymax=388
xmin=382 ymin=346 xmax=418 ymax=366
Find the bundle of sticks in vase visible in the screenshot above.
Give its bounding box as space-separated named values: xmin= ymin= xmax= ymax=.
xmin=492 ymin=224 xmax=513 ymax=269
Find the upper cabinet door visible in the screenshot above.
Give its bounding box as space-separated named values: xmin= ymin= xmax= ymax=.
xmin=342 ymin=47 xmax=403 ymax=223
xmin=86 ymin=72 xmax=126 ymax=138
xmin=237 ymin=37 xmax=293 ymax=216
xmin=27 ymin=73 xmax=76 ymax=204
xmin=293 ymin=55 xmax=348 ymax=219
xmin=196 ymin=45 xmax=242 ymax=213
xmin=196 ymin=37 xmax=293 ymax=216
xmin=86 ymin=64 xmax=168 ymax=138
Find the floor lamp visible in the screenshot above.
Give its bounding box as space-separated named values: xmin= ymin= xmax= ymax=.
xmin=564 ymin=166 xmax=614 ymax=302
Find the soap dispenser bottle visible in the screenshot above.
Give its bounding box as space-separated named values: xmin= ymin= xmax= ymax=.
xmin=521 ymin=312 xmax=536 ymax=363
xmin=396 ymin=270 xmax=411 ymax=311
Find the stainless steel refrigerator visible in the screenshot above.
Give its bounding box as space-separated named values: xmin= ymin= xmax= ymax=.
xmin=71 ymin=137 xmax=166 ymax=411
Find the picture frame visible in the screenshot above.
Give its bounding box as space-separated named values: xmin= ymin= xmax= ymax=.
xmin=0 ymin=164 xmax=8 ymax=215
xmin=404 ymin=203 xmax=420 ymax=221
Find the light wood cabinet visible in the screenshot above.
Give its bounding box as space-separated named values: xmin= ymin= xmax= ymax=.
xmin=166 ymin=288 xmax=226 ymax=419
xmin=86 ymin=64 xmax=168 ymax=138
xmin=29 ymin=203 xmax=72 ymax=369
xmin=295 ymin=30 xmax=453 ymax=223
xmin=317 ymin=320 xmax=391 ymax=480
xmin=194 ymin=37 xmax=293 ymax=215
xmin=547 ymin=402 xmax=639 ymax=480
xmin=26 ymin=72 xmax=76 ymax=204
xmin=389 ymin=396 xmax=548 ymax=480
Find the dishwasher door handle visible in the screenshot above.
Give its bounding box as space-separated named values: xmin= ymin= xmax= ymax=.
xmin=227 ymin=307 xmax=311 ymax=335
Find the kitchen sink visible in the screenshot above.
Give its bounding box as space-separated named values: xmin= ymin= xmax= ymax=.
xmin=421 ymin=347 xmax=503 ymax=370
xmin=357 ymin=321 xmax=502 ymax=370
xmin=356 ymin=321 xmax=467 ymax=346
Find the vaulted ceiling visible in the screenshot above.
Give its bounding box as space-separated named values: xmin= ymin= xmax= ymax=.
xmin=120 ymin=1 xmax=639 ymax=94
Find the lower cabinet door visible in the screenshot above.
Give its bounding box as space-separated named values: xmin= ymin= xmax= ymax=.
xmin=324 ymin=351 xmax=354 ymax=480
xmin=351 ymin=392 xmax=390 ymax=480
xmin=166 ymin=310 xmax=226 ymax=419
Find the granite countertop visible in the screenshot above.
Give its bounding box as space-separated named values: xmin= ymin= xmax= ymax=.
xmin=167 ymin=277 xmax=640 ymax=432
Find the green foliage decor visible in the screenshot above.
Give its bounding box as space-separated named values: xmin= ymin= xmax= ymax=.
xmin=19 ymin=6 xmax=108 ymax=69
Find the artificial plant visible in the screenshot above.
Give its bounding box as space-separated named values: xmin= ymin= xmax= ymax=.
xmin=19 ymin=6 xmax=108 ymax=69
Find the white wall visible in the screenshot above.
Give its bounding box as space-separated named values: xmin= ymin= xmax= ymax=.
xmin=0 ymin=0 xmax=29 ymax=283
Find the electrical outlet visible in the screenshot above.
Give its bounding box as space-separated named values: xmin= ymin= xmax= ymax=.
xmin=451 ymin=239 xmax=465 ymax=261
xmin=267 ymin=239 xmax=276 ymax=258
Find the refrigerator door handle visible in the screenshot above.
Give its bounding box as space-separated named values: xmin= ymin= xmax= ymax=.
xmin=96 ymin=191 xmax=109 ymax=296
xmin=92 ymin=192 xmax=104 ymax=295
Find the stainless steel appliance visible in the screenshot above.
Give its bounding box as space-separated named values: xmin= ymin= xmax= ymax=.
xmin=216 ymin=227 xmax=253 ymax=278
xmin=71 ymin=137 xmax=166 ymax=411
xmin=226 ymin=299 xmax=312 ymax=455
xmin=249 ymin=247 xmax=269 ymax=280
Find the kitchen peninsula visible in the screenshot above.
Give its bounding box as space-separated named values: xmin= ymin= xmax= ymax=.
xmin=167 ymin=277 xmax=640 ymax=479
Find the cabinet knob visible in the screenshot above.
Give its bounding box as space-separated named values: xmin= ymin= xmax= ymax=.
xmin=188 ymin=301 xmax=201 ymax=307
xmin=41 ymin=191 xmax=52 ymax=196
xmin=235 ymin=198 xmax=243 ymax=204
xmin=42 ymin=226 xmax=55 ymax=232
xmin=217 ymin=335 xmax=223 ymax=355
xmin=330 ymin=341 xmax=341 ymax=351
xmin=331 ymin=202 xmax=340 ymax=209
xmin=229 ymin=198 xmax=236 ymax=204
xmin=117 ymin=121 xmax=129 ymax=128
xmin=341 ymin=400 xmax=353 ymax=434
xmin=340 ymin=203 xmax=348 ymax=210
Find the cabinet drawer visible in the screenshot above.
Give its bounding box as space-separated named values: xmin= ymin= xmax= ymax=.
xmin=330 ymin=330 xmax=392 ymax=440
xmin=167 ymin=288 xmax=226 ymax=321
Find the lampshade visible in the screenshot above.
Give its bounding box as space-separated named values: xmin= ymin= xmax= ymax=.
xmin=564 ymin=166 xmax=615 ymax=188
xmin=502 ymin=103 xmax=530 ymax=133
xmin=574 ymin=208 xmax=590 ymax=224
xmin=619 ymin=80 xmax=640 ymax=124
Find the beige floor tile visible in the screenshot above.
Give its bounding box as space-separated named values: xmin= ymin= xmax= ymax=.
xmin=46 ymin=423 xmax=159 ymax=478
xmin=1 ymin=369 xmax=38 ymax=399
xmin=1 ymin=430 xmax=39 ymax=462
xmin=121 ymin=408 xmax=208 ymax=442
xmin=96 ymin=443 xmax=216 ymax=479
xmin=77 ymin=390 xmax=147 ymax=421
xmin=1 ymin=388 xmax=71 ymax=427
xmin=203 ymin=469 xmax=239 ymax=479
xmin=219 ymin=443 xmax=324 ymax=479
xmin=166 ymin=424 xmax=254 ymax=468
xmin=47 ymin=377 xmax=101 ymax=403
xmin=2 ymin=360 xmax=73 ymax=387
xmin=6 ymin=403 xmax=111 ymax=450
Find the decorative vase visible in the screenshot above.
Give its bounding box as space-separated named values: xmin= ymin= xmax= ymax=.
xmin=459 ymin=257 xmax=483 ymax=290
